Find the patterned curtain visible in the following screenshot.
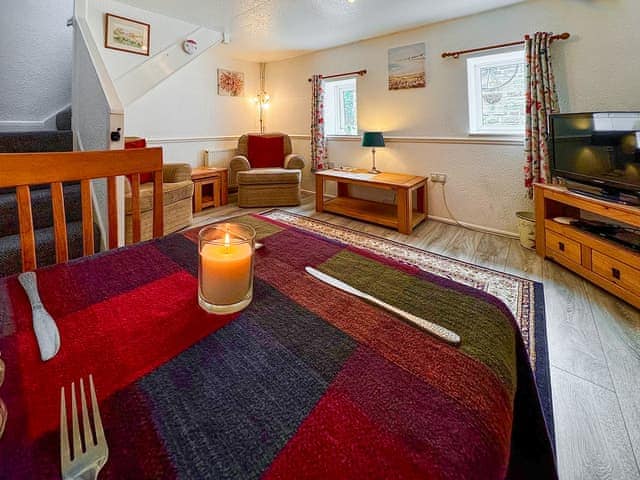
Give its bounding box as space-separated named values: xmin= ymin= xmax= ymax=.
xmin=524 ymin=32 xmax=559 ymax=198
xmin=310 ymin=75 xmax=327 ymax=171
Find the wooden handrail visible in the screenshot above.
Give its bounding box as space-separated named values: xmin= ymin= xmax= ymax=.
xmin=0 ymin=148 xmax=163 ymax=187
xmin=442 ymin=32 xmax=570 ymax=59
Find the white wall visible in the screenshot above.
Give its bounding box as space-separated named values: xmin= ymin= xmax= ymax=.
xmin=0 ymin=0 xmax=73 ymax=129
xmin=266 ymin=0 xmax=640 ymax=234
xmin=86 ymin=0 xmax=196 ymax=80
xmin=85 ymin=0 xmax=260 ymax=168
xmin=126 ymin=44 xmax=260 ymax=168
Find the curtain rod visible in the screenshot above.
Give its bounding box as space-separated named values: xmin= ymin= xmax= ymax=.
xmin=441 ymin=32 xmax=570 ymax=59
xmin=307 ymin=69 xmax=367 ymax=82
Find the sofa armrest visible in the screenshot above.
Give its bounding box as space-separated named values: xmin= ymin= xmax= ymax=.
xmin=229 ymin=155 xmax=251 ymax=188
xmin=163 ymin=163 xmax=192 ymax=183
xmin=284 ymin=154 xmax=305 ymax=171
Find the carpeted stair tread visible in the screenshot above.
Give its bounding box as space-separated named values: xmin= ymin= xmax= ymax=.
xmin=0 ymin=130 xmax=72 ymax=153
xmin=0 ymin=183 xmax=83 ymax=236
xmin=0 ymin=220 xmax=101 ymax=277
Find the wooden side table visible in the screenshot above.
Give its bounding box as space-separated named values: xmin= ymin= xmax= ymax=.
xmin=315 ymin=169 xmax=428 ymax=234
xmin=191 ymin=167 xmax=228 ymax=213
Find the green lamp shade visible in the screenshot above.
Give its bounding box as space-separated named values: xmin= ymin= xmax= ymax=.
xmin=361 ymin=131 xmax=385 ymax=147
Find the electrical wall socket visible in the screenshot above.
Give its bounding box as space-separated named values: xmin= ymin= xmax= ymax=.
xmin=430 ymin=173 xmax=447 ymax=184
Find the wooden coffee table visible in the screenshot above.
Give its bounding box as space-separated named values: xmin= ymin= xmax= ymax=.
xmin=315 ymin=169 xmax=428 ymax=234
xmin=191 ymin=167 xmax=228 ymax=213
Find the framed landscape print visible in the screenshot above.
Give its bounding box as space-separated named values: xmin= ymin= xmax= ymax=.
xmin=217 ymin=69 xmax=245 ymax=97
xmin=105 ymin=13 xmax=150 ymax=56
xmin=388 ymin=43 xmax=426 ymax=90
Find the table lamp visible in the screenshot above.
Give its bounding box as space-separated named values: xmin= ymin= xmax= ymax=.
xmin=361 ymin=132 xmax=385 ymax=174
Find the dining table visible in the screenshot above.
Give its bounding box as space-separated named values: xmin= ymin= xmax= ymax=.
xmin=0 ymin=212 xmax=557 ymax=479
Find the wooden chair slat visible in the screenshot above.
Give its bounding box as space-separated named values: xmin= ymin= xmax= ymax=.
xmin=152 ymin=170 xmax=164 ymax=238
xmin=16 ymin=186 xmax=37 ymax=271
xmin=50 ymin=182 xmax=69 ymax=263
xmin=107 ymin=176 xmax=118 ymax=249
xmin=131 ymin=173 xmax=142 ymax=244
xmin=80 ymin=179 xmax=95 ymax=256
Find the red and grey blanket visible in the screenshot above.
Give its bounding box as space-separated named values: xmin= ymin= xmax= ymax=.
xmin=0 ymin=213 xmax=556 ymax=479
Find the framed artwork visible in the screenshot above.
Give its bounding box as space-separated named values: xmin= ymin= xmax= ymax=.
xmin=388 ymin=43 xmax=426 ymax=90
xmin=217 ymin=69 xmax=245 ymax=97
xmin=105 ymin=13 xmax=150 ymax=56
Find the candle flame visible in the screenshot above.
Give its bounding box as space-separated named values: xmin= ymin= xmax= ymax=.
xmin=224 ymin=231 xmax=231 ymax=253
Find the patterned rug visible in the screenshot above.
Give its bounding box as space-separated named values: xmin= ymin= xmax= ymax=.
xmin=261 ymin=209 xmax=553 ymax=439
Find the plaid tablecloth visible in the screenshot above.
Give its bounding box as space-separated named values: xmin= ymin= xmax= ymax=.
xmin=0 ymin=214 xmax=556 ymax=479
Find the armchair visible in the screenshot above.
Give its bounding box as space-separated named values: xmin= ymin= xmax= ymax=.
xmin=229 ymin=133 xmax=305 ymax=207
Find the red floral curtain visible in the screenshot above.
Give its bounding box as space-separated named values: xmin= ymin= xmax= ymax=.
xmin=310 ymin=75 xmax=327 ymax=171
xmin=524 ymin=32 xmax=559 ymax=197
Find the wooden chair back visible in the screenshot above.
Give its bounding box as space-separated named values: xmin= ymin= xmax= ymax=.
xmin=0 ymin=148 xmax=164 ymax=272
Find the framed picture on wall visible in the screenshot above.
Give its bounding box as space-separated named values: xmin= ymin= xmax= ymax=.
xmin=388 ymin=43 xmax=426 ymax=90
xmin=217 ymin=69 xmax=245 ymax=96
xmin=105 ymin=13 xmax=150 ymax=56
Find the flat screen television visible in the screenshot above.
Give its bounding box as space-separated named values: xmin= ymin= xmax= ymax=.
xmin=549 ymin=112 xmax=640 ymax=205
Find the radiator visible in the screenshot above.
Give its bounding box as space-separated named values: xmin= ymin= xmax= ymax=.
xmin=203 ymin=148 xmax=236 ymax=167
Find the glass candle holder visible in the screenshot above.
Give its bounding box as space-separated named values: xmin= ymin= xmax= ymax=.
xmin=198 ymin=223 xmax=256 ymax=314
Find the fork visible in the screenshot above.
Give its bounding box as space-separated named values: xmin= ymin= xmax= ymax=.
xmin=60 ymin=375 xmax=109 ymax=480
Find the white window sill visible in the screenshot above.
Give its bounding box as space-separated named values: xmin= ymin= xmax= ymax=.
xmin=326 ymin=134 xmax=360 ymax=141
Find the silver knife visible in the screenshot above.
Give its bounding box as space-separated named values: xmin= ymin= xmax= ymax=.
xmin=305 ymin=266 xmax=461 ymax=346
xmin=17 ymin=272 xmax=61 ymax=361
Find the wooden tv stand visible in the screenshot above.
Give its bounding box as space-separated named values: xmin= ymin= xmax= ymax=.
xmin=534 ymin=184 xmax=640 ymax=309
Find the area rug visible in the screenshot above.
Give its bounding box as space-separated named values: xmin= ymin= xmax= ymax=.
xmin=260 ymin=209 xmax=554 ymax=440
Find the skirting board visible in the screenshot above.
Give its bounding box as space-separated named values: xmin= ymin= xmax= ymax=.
xmin=427 ymin=215 xmax=518 ymax=238
xmin=0 ymin=121 xmax=49 ymax=132
xmin=305 ymin=190 xmax=518 ymax=238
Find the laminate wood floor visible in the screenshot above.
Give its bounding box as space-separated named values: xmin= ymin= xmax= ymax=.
xmin=194 ymin=193 xmax=640 ymax=480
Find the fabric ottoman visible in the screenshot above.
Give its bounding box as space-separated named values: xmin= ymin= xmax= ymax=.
xmin=237 ymin=168 xmax=302 ymax=207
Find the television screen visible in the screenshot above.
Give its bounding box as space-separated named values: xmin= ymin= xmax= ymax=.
xmin=550 ymin=112 xmax=640 ymax=192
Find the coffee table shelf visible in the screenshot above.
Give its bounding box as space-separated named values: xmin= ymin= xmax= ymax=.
xmin=315 ymin=169 xmax=428 ymax=234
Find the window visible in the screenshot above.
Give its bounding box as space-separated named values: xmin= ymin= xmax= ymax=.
xmin=324 ymin=78 xmax=358 ymax=136
xmin=467 ymin=50 xmax=526 ymax=135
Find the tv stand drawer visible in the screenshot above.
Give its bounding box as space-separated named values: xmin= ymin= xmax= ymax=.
xmin=592 ymin=250 xmax=640 ymax=296
xmin=546 ymin=230 xmax=582 ymax=265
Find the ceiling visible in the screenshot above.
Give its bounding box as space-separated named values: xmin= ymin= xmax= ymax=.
xmin=119 ymin=0 xmax=527 ymax=62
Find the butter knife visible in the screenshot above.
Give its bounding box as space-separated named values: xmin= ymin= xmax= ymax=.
xmin=305 ymin=266 xmax=461 ymax=346
xmin=17 ymin=272 xmax=61 ymax=361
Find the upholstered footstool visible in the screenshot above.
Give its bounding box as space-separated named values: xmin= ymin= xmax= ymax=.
xmin=237 ymin=168 xmax=302 ymax=207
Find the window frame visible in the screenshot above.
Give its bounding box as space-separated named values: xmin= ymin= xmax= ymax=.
xmin=466 ymin=50 xmax=526 ymax=136
xmin=323 ymin=77 xmax=358 ymax=136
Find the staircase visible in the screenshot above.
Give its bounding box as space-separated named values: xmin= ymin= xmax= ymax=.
xmin=0 ymin=108 xmax=101 ymax=277
xmin=0 ymin=107 xmax=72 ymax=153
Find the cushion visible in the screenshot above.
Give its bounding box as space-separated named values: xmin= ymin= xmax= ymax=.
xmin=125 ymin=137 xmax=152 ymax=184
xmin=125 ymin=137 xmax=147 ymax=149
xmin=247 ymin=135 xmax=284 ymax=168
xmin=237 ymin=168 xmax=301 ymax=185
xmin=125 ymin=180 xmax=193 ymax=214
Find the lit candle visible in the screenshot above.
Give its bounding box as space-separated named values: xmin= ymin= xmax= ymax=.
xmin=198 ymin=224 xmax=256 ymax=313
